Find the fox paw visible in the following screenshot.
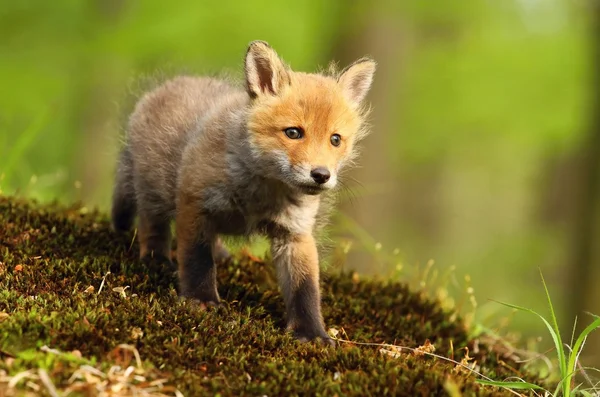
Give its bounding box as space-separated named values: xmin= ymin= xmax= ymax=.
xmin=180 ymin=295 xmax=222 ymax=310
xmin=180 ymin=288 xmax=222 ymax=309
xmin=295 ymin=333 xmax=336 ymax=347
xmin=291 ymin=326 xmax=337 ymax=347
xmin=191 ymin=299 xmax=222 ymax=311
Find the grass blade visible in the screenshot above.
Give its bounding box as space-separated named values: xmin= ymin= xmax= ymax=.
xmin=477 ymin=379 xmax=545 ymax=390
xmin=564 ymin=315 xmax=600 ymax=397
xmin=570 ymin=316 xmax=578 ymax=349
xmin=492 ymin=300 xmax=565 ymax=378
xmin=537 ymin=269 xmax=570 ymax=397
xmin=538 ymin=270 xmax=567 ymax=377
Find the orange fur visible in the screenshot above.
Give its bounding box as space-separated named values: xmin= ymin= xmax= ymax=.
xmin=248 ymin=74 xmax=360 ymax=172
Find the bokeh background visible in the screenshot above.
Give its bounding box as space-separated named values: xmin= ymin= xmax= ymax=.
xmin=2 ymin=0 xmax=599 ymax=366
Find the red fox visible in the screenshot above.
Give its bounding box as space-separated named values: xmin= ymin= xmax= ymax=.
xmin=111 ymin=41 xmax=376 ymax=344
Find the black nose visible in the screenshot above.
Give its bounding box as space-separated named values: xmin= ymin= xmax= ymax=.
xmin=310 ymin=167 xmax=331 ymax=184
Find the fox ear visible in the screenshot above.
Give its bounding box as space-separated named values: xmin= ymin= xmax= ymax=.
xmin=338 ymin=58 xmax=376 ymax=107
xmin=245 ymin=41 xmax=290 ymax=98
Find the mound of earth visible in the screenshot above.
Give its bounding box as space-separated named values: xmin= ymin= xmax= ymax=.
xmin=0 ymin=196 xmax=542 ymax=396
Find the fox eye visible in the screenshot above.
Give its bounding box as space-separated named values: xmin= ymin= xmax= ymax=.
xmin=284 ymin=127 xmax=303 ymax=139
xmin=330 ymin=134 xmax=342 ymax=147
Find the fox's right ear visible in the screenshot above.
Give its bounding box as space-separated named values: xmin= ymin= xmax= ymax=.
xmin=338 ymin=57 xmax=376 ymax=108
xmin=245 ymin=41 xmax=290 ymax=99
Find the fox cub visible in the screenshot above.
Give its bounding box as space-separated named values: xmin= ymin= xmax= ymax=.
xmin=111 ymin=41 xmax=376 ymax=344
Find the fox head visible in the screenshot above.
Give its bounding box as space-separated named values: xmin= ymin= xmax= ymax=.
xmin=244 ymin=40 xmax=376 ymax=195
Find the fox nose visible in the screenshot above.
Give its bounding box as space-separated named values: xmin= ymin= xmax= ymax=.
xmin=310 ymin=167 xmax=331 ymax=184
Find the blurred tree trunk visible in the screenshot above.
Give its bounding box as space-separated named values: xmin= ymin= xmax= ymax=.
xmin=566 ymin=2 xmax=600 ymax=361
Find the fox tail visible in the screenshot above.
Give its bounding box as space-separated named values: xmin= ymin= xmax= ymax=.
xmin=111 ymin=146 xmax=137 ymax=232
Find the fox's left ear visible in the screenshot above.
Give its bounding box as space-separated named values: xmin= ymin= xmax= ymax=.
xmin=245 ymin=40 xmax=290 ymax=99
xmin=338 ymin=58 xmax=376 ymax=108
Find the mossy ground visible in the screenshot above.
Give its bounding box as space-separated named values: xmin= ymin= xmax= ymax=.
xmin=0 ymin=196 xmax=543 ymax=396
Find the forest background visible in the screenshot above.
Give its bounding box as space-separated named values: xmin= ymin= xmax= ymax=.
xmin=1 ymin=0 xmax=598 ymax=365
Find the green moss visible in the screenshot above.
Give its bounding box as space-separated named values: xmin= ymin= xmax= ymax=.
xmin=0 ymin=196 xmax=543 ymax=396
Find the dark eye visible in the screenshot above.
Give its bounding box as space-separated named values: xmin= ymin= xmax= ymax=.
xmin=330 ymin=134 xmax=342 ymax=147
xmin=284 ymin=127 xmax=303 ymax=139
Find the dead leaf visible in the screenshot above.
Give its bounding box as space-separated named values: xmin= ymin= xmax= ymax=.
xmin=130 ymin=327 xmax=143 ymax=340
xmin=453 ymin=347 xmax=475 ymax=374
xmin=328 ymin=328 xmax=340 ymax=338
xmin=112 ymin=286 xmax=129 ymax=298
xmin=414 ymin=339 xmax=436 ymax=357
xmin=380 ymin=348 xmax=402 ymax=359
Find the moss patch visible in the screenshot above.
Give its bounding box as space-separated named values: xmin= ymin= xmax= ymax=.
xmin=0 ymin=196 xmax=542 ymax=396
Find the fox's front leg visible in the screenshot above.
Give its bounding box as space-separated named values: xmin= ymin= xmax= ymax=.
xmin=271 ymin=233 xmax=334 ymax=345
xmin=175 ymin=199 xmax=220 ymax=304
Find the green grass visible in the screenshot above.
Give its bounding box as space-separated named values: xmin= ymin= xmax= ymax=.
xmin=0 ymin=195 xmax=546 ymax=396
xmin=476 ymin=271 xmax=600 ymax=396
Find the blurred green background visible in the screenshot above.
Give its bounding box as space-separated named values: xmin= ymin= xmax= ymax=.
xmin=1 ymin=0 xmax=599 ymax=366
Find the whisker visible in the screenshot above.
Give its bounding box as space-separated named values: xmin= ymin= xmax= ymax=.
xmin=337 ymin=180 xmax=360 ymax=206
xmin=345 ymin=176 xmax=366 ymax=190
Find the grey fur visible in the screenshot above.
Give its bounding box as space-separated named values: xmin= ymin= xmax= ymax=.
xmin=111 ymin=146 xmax=136 ymax=232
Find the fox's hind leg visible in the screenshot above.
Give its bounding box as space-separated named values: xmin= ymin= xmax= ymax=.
xmin=112 ymin=146 xmax=172 ymax=265
xmin=137 ymin=211 xmax=172 ymax=265
xmin=111 ymin=146 xmax=137 ymax=232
